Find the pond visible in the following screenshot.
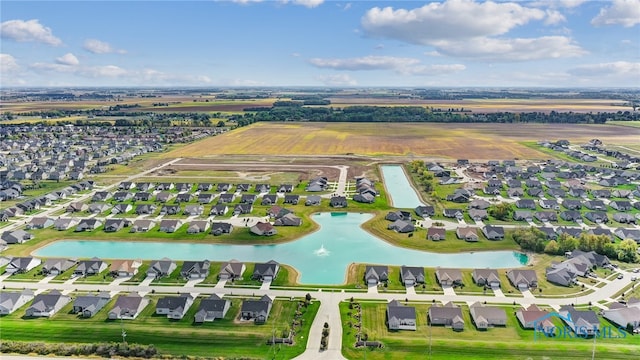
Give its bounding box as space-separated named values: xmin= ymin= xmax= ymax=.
xmin=35 ymin=212 xmax=528 ymax=284
xmin=380 ymin=164 xmax=424 ymax=208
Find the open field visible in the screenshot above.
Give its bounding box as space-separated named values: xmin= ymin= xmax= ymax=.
xmin=0 ymin=295 xmax=319 ymax=359
xmin=163 ymin=122 xmax=640 ymax=159
xmin=328 ymin=97 xmax=632 ymax=113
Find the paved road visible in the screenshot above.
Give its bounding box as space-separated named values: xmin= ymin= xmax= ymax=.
xmin=1 ymin=268 xmax=636 ymax=360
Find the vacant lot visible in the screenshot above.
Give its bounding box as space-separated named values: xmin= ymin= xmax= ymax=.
xmin=164 ymin=122 xmax=640 ymax=159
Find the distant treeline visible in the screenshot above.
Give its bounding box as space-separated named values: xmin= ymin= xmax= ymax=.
xmin=239 ymin=105 xmax=638 ymax=123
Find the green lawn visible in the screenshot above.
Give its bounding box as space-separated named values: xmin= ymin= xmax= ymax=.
xmin=0 ymin=295 xmax=319 ymax=359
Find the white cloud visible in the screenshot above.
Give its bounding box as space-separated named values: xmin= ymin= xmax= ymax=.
xmin=316 ymin=74 xmax=358 ymax=86
xmin=309 ymin=55 xmax=420 ymax=71
xmin=0 ymin=19 xmax=62 ymax=46
xmin=568 ymin=61 xmax=640 ymax=76
xmin=0 ymin=53 xmax=19 ymax=73
xmin=399 ymin=64 xmax=466 ymax=76
xmin=544 ymin=9 xmax=566 ymax=25
xmin=530 ymin=0 xmax=586 ymax=8
xmin=291 ymin=52 xmax=301 ymax=57
xmin=591 ymin=0 xmax=640 ymax=28
xmin=343 ymin=3 xmax=352 ymax=11
xmin=55 ymin=53 xmax=79 ymax=66
xmin=424 ymin=50 xmax=442 ymax=57
xmin=232 ymin=0 xmax=324 ymax=7
xmin=83 ymin=39 xmax=126 ymax=54
xmin=361 ymin=0 xmax=545 ymax=45
xmin=432 ymin=36 xmax=586 ymax=61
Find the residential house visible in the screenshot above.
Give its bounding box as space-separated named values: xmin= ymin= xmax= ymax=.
xmin=5 ymin=257 xmax=41 ymax=274
xmin=155 ymin=191 xmax=173 ymax=203
xmin=584 ymin=211 xmax=609 ymax=224
xmin=1 ymin=230 xmax=34 ymax=244
xmin=545 ymin=266 xmax=576 ymax=287
xmin=483 ymin=225 xmax=505 ymax=240
xmin=436 ymin=268 xmax=463 ymax=287
xmin=53 ymin=217 xmax=77 ymax=231
xmin=197 ymin=193 xmax=215 ymax=204
xmin=306 ymin=177 xmax=328 ymax=192
xmin=113 ymin=191 xmax=133 ymax=202
xmin=387 ymin=300 xmax=417 ymax=331
xmin=175 ymin=183 xmax=192 ymax=192
xmin=218 ymin=259 xmax=245 ymax=280
xmin=468 ymin=209 xmax=488 ymax=221
xmin=134 ymin=192 xmax=152 ymax=202
xmin=534 ymin=211 xmax=557 ymax=223
xmin=560 ymin=211 xmax=582 ymax=222
xmin=507 ymin=269 xmax=538 ymax=290
xmin=516 ymin=199 xmax=537 ymax=209
xmin=75 ymin=257 xmax=107 ymax=277
xmin=42 ymin=258 xmax=76 ymax=275
xmin=252 ymin=260 xmax=280 ymax=282
xmin=515 ymin=304 xmax=556 ymax=334
xmin=584 ymin=200 xmax=606 ymax=211
xmin=236 ymin=183 xmax=251 ymax=192
xmin=388 ymin=219 xmax=414 ymax=233
xmin=147 ymin=258 xmax=176 ymax=279
xmin=261 ymin=194 xmax=278 ymax=205
xmin=603 ymin=305 xmax=640 ymax=333
xmin=274 ymin=213 xmax=302 ymax=226
xmin=250 ymin=222 xmax=277 ymax=236
xmin=400 ymin=266 xmax=425 ymax=286
xmin=329 ymin=196 xmax=347 ymax=208
xmin=211 ymin=222 xmax=233 ymax=235
xmin=429 ymin=302 xmax=465 ymax=331
xmin=112 ymin=203 xmax=133 ymax=214
xmin=160 ymin=204 xmax=181 ymax=215
xmin=0 ymin=290 xmax=34 ymax=315
xmin=539 ymin=199 xmax=560 ymax=210
xmin=75 ymin=218 xmax=102 ymax=232
xmin=443 ymin=208 xmax=464 ymax=220
xmin=456 ymin=227 xmax=479 ymax=242
xmin=237 ymin=194 xmax=254 ymax=204
xmin=415 ymin=205 xmax=435 ymax=218
xmin=427 ymin=227 xmax=446 ymax=241
xmin=66 ymin=202 xmax=88 ymax=212
xmin=216 ymin=183 xmax=230 ymax=192
xmin=25 ymin=290 xmax=71 ymax=317
xmin=210 ymin=204 xmax=228 ymax=216
xmin=194 ymin=294 xmax=231 ymax=323
xmin=364 ymin=265 xmax=389 ymax=286
xmin=233 ymin=203 xmax=253 ymax=215
xmin=305 ymin=195 xmax=322 ymax=206
xmin=183 ymin=204 xmax=204 ymax=216
xmin=130 ymin=219 xmax=156 ymax=233
xmin=469 ymin=302 xmax=507 ymax=330
xmin=156 ymin=294 xmax=194 ymax=320
xmin=255 ymin=184 xmax=271 ymax=193
xmin=157 ymin=182 xmax=175 ymax=191
xmin=25 ymin=217 xmax=54 ymax=230
xmin=110 ymin=259 xmax=142 ymax=277
xmin=175 ymin=193 xmax=192 ymax=203
xmin=472 ymin=269 xmax=501 ymax=289
xmin=283 ymin=194 xmax=300 ymax=205
xmin=613 ymin=213 xmax=636 ymax=224
xmin=610 ymin=200 xmax=632 ymax=211
xmin=180 ymin=260 xmax=210 ymax=279
xmin=187 ymin=220 xmax=210 ymax=234
xmin=135 ymin=204 xmax=156 ymax=215
xmin=562 ymin=200 xmax=583 ymax=210
xmin=559 ymin=306 xmax=600 ymax=336
xmin=277 ymin=184 xmax=294 ymax=193
xmin=159 ymin=219 xmax=182 ymax=233
xmin=108 ymin=293 xmax=149 ymax=320
xmin=240 ymin=295 xmax=273 ymax=323
xmin=72 ymin=292 xmax=111 ymax=318
xmin=104 ymin=218 xmax=129 ymax=232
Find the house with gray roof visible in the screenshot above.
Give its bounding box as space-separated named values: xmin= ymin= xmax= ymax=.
xmin=24 ymin=290 xmax=70 ymax=317
xmin=75 ymin=218 xmax=102 ymax=232
xmin=584 ymin=211 xmax=609 ymax=224
xmin=88 ymin=203 xmax=111 ymax=214
xmin=468 ymin=209 xmax=488 ymax=221
xmin=507 ymin=269 xmax=538 ymax=290
xmin=155 ymin=191 xmax=173 ymax=203
xmin=253 ymin=260 xmax=280 ymax=282
xmin=513 ymin=211 xmax=533 ymax=221
xmin=283 ymin=194 xmax=299 ymax=205
xmin=364 ymin=265 xmax=389 ymax=286
xmin=545 ymin=267 xmax=577 ymax=287
xmin=42 ymin=258 xmax=76 ymax=275
xmin=610 ymin=200 xmax=632 ymax=211
xmin=211 ymin=222 xmax=233 ymax=236
xmin=156 ymin=294 xmax=194 ymax=320
xmin=25 ymin=217 xmax=54 ymax=230
xmin=187 ymin=220 xmax=210 ymax=234
xmin=241 ymin=295 xmax=273 ymax=323
xmin=516 ymin=199 xmax=536 ymax=209
xmin=559 ymin=306 xmax=600 ymax=336
xmin=135 ymin=204 xmax=156 ymax=215
xmin=66 ymin=202 xmax=88 ymax=212
xmin=234 ymin=203 xmax=253 ymax=215
xmin=274 ymin=213 xmax=302 ymax=227
xmin=104 ymin=218 xmax=129 ymax=232
xmin=183 ymin=204 xmax=204 ymax=216
xmin=112 ymin=203 xmax=133 ymax=214
xmin=560 ymin=211 xmax=582 ymax=222
xmin=387 ymin=300 xmax=417 ymax=331
xmin=159 ymin=219 xmax=182 ymax=233
xmin=305 ymin=195 xmax=322 ymax=206
xmin=113 ymin=191 xmax=133 ymax=202
xmin=456 ymin=227 xmax=479 ymax=242
xmin=74 ymin=257 xmax=107 ymax=277
xmin=429 ymin=302 xmax=464 ymax=331
xmin=210 ymin=204 xmax=228 ymax=216
xmin=108 ymin=293 xmax=149 ymax=320
xmin=603 ymin=305 xmax=640 ymax=333
xmin=160 ymin=204 xmax=181 ymax=215
xmin=482 ymin=225 xmax=505 ymax=240
xmin=388 ymin=219 xmax=414 ymax=233
xmin=1 ymin=229 xmax=34 ymax=244
xmin=53 ymin=217 xmax=77 ymax=231
xmin=180 ymin=260 xmax=210 ymax=279
xmin=73 ymin=292 xmax=111 ymax=318
xmin=197 ymin=193 xmax=215 ymax=204
xmin=130 ymin=219 xmax=156 ymax=233
xmin=436 ymin=268 xmax=463 ymax=287
xmin=329 ymin=196 xmax=347 ymax=208
xmin=219 ymin=260 xmax=245 ymax=281
xmin=472 ymin=269 xmax=500 ymax=289
xmin=194 ymin=294 xmax=230 ymax=323
xmin=400 ymin=266 xmax=425 ymax=286
xmin=415 ymin=205 xmax=435 ymax=217
xmin=147 ymin=258 xmax=176 ymax=278
xmin=613 ymin=213 xmax=636 ymax=224
xmin=5 ymin=257 xmax=41 ymax=274
xmin=0 ymin=289 xmax=34 ymax=315
xmin=469 ymin=302 xmax=507 ymax=330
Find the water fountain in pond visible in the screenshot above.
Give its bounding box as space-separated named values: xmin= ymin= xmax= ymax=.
xmin=314 ymin=244 xmax=330 ymax=257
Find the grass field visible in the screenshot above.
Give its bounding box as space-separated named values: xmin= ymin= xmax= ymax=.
xmin=162 ymin=122 xmax=640 ymax=159
xmin=0 ymin=295 xmax=319 ymax=359
xmin=340 ymin=300 xmax=640 ymax=360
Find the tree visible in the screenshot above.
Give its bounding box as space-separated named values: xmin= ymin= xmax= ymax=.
xmin=216 ymin=120 xmax=226 ymax=127
xmin=558 ymin=233 xmax=579 ymax=253
xmin=489 ymin=202 xmax=513 ymax=221
xmin=544 ymin=240 xmax=560 ymax=255
xmin=617 ymin=239 xmax=638 ymax=263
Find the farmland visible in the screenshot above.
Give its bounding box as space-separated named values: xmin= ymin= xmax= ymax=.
xmin=164 ymin=122 xmax=640 ymax=159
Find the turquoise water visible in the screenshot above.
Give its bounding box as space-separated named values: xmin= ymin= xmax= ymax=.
xmin=380 ymin=165 xmax=424 ymax=208
xmin=35 ymin=212 xmax=528 ymax=284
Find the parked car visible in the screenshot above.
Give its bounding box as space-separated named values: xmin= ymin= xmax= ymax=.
xmin=617 ymin=274 xmax=624 ymax=280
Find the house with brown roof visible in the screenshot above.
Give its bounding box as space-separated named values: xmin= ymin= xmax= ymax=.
xmin=429 ymin=302 xmax=464 ymax=331
xmin=250 ymin=222 xmax=277 ymax=236
xmin=427 ymin=227 xmax=446 ymax=241
xmin=110 ymin=259 xmax=142 ymax=277
xmin=436 ymin=268 xmax=463 ymax=287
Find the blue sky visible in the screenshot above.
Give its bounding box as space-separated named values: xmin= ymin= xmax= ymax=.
xmin=1 ymin=0 xmax=639 ymax=87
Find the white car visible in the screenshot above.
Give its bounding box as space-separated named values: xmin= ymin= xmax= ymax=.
xmin=632 ymin=276 xmax=638 ymax=282
xmin=617 ymin=274 xmax=624 ymax=280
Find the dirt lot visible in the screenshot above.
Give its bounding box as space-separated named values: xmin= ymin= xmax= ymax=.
xmin=163 ymin=122 xmax=640 ymax=160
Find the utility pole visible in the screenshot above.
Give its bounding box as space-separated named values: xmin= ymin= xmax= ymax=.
xmin=120 ymin=317 xmax=127 ymax=345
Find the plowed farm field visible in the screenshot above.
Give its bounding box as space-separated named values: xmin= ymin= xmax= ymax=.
xmin=163 ymin=122 xmax=640 ymax=159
